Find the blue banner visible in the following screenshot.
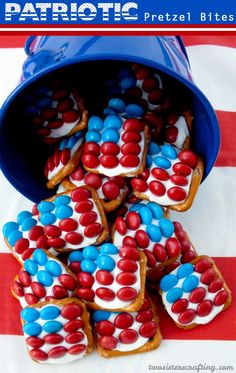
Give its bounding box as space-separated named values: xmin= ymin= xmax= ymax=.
xmin=0 ymin=0 xmax=235 ymax=25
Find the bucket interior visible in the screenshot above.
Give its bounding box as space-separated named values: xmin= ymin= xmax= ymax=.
xmin=0 ymin=60 xmax=218 ymax=203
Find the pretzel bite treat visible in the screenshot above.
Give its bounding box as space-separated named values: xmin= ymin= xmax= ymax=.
xmin=23 ymin=80 xmax=88 ymax=143
xmin=21 ymin=298 xmax=93 ymax=364
xmin=58 ymin=165 xmax=129 ymax=212
xmin=12 ymin=249 xmax=77 ymax=307
xmin=131 ymin=143 xmax=203 ymax=211
xmin=82 ymin=103 xmax=150 ymax=177
xmin=113 ymin=202 xmax=181 ymax=273
xmin=93 ymin=294 xmax=161 ymax=357
xmin=68 ymin=243 xmax=146 ymax=311
xmin=45 ymin=131 xmax=84 ymax=189
xmin=159 ymin=256 xmax=231 ymax=328
xmin=164 ymin=110 xmax=193 ymax=150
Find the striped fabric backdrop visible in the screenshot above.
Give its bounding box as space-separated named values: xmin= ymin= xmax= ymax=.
xmin=0 ymin=36 xmax=235 ymax=372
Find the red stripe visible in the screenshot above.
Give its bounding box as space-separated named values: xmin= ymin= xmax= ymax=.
xmin=0 ymin=36 xmax=27 ymax=48
xmin=183 ymin=35 xmax=236 ymax=48
xmin=0 ymin=254 xmax=235 ymax=339
xmin=215 ymin=111 xmax=236 ymax=166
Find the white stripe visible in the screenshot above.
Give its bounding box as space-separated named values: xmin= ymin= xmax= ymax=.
xmin=187 ymin=45 xmax=236 ymax=112
xmin=0 ymin=48 xmax=25 ymax=107
xmin=0 ymin=335 xmax=235 ymax=371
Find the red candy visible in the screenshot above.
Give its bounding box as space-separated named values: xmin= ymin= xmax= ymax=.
xmin=209 ymin=278 xmax=224 ymax=293
xmin=139 ymin=298 xmax=151 ymax=311
xmin=148 ymin=89 xmax=162 ymax=104
xmin=83 ymin=142 xmax=100 ymax=156
xmin=100 ymin=155 xmax=119 ymax=168
xmin=121 ymin=131 xmax=141 ymax=143
xmin=119 ymin=329 xmax=138 ymax=344
xmin=167 ymin=112 xmax=179 ymax=126
xmin=77 ymin=288 xmax=95 ymax=301
xmin=136 ymin=67 xmax=150 ymax=79
xmin=173 ymin=162 xmax=192 ymax=176
xmin=96 ymin=270 xmax=114 ymax=286
xmin=171 ymin=299 xmax=189 ymax=314
xmin=136 ymin=310 xmax=153 ymax=323
xmin=123 ymin=118 xmax=144 ymax=132
xmin=116 ymin=272 xmax=137 ymax=286
xmin=59 ymin=218 xmax=78 ymax=232
xmin=15 ymin=238 xmax=29 ymax=254
xmin=121 ymin=143 xmax=141 ymax=155
xmin=61 ymin=304 xmax=82 ymax=320
xmin=68 ymin=344 xmax=86 ymax=355
xmin=64 ymin=319 xmax=84 ymax=333
xmin=201 ymin=268 xmax=216 ymax=285
xmin=65 ymin=332 xmax=84 ymax=344
xmin=84 ymin=173 xmax=102 ymax=189
xmin=29 ymin=226 xmax=44 ymax=240
xmin=119 ymin=246 xmax=140 ymax=261
xmin=82 ymin=154 xmax=100 ymax=169
xmin=78 ymin=272 xmax=94 ymax=288
xmin=42 ymin=108 xmax=57 ymax=121
xmin=126 ymin=211 xmax=141 ymax=230
xmin=44 ymin=225 xmax=61 ymax=237
xmin=139 ymin=168 xmax=150 ymax=180
xmin=96 ymin=287 xmax=115 ymax=302
xmin=143 ymin=250 xmax=156 ymax=268
xmin=48 ymin=346 xmax=67 ymax=359
xmin=71 ymin=166 xmax=84 ymax=181
xmin=102 ymin=181 xmax=120 ymax=200
xmin=114 ymin=313 xmax=134 ymax=329
xmin=170 ymin=174 xmax=188 ymax=186
xmin=36 ymin=236 xmax=49 ymax=250
xmin=47 ymin=237 xmax=65 ymax=248
xmin=58 ymin=274 xmax=77 ymax=290
xmin=181 ymin=250 xmax=197 ymax=263
xmin=31 ymin=282 xmax=46 ymax=298
xmin=29 ymin=349 xmax=48 ymax=361
xmin=120 ymin=155 xmax=140 ymax=168
xmin=75 ymin=200 xmax=93 ymax=213
xmin=18 ymin=270 xmax=31 ymax=287
xmin=194 ymin=258 xmax=211 ymax=273
xmin=139 ymin=321 xmax=158 ymax=338
xmin=134 ymin=230 xmax=149 ymax=248
xmin=164 ymin=126 xmax=178 ymax=143
xmin=115 ymin=217 xmax=127 ymax=235
xmin=65 ymin=232 xmax=83 ymax=245
xmin=44 ymin=334 xmax=64 ymax=345
xmin=24 ymin=293 xmax=39 ymax=304
xmin=123 ymin=236 xmax=137 ymax=247
xmin=165 ymin=237 xmax=181 ymax=258
xmin=84 ymin=223 xmax=102 ymax=238
xmin=62 ymin=109 xmax=80 ymax=123
xmin=153 ymin=244 xmax=167 ymax=262
xmin=117 ymin=259 xmax=138 ymax=273
xmin=57 ymin=98 xmax=73 ymax=113
xmin=101 ymin=142 xmax=120 ymax=155
xmin=98 ymin=336 xmax=118 ymax=350
xmin=79 ymin=211 xmax=97 ymax=226
xmin=214 ymin=290 xmax=228 ymax=306
xmin=26 ymin=336 xmax=45 ymax=348
xmin=178 ymin=309 xmax=196 ymax=324
xmin=96 ymin=321 xmax=115 ymax=336
xmin=131 ymin=178 xmax=148 ymax=192
xmin=116 ymin=287 xmax=137 ymax=301
xmin=71 ymin=188 xmax=91 ymax=202
xmin=189 ymin=287 xmax=206 ymax=303
xmin=151 ymin=167 xmax=169 ymax=181
xmin=53 ymin=285 xmax=68 ymax=299
xmin=12 ymin=281 xmax=24 ymax=296
xmin=197 ymin=300 xmax=213 ymax=317
xmin=60 ymin=148 xmax=71 ymax=166
xmin=143 ymin=77 xmax=158 ymax=92
xmin=167 ymin=187 xmax=186 ymax=201
xmin=178 ymin=150 xmax=198 ymax=169
xmin=149 ymin=181 xmax=166 ymax=196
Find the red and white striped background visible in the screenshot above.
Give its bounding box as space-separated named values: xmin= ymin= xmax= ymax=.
xmin=0 ymin=36 xmax=235 ymax=372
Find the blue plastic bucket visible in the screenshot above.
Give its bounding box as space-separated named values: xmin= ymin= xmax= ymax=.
xmin=0 ymin=36 xmax=220 ymax=202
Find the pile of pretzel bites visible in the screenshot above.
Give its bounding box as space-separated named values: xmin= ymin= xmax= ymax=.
xmin=2 ymin=63 xmax=231 ymax=364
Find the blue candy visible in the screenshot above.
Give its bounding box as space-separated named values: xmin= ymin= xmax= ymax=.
xmin=102 ymin=128 xmax=120 ymax=143
xmin=108 ymin=98 xmax=126 ymax=113
xmin=125 ymin=104 xmax=144 ymax=117
xmin=177 ymin=263 xmax=194 ymax=279
xmin=83 ymin=246 xmax=100 ymax=260
xmin=93 ymin=310 xmax=111 ymax=322
xmin=20 ymin=308 xmax=40 ymax=322
xmin=166 ymin=287 xmax=183 ymax=303
xmin=104 ymin=115 xmax=122 ymax=130
xmin=37 ymin=270 xmax=53 ymax=287
xmin=161 ymin=144 xmax=177 ymax=160
xmin=37 ymin=201 xmax=55 ymax=214
xmin=147 ymin=202 xmax=164 ymax=220
xmin=148 ymin=142 xmax=161 ymax=155
xmin=23 ymin=322 xmax=42 ymax=336
xmin=129 ymin=203 xmax=146 ymax=212
xmin=139 ymin=206 xmax=153 ymax=225
xmin=21 ymin=217 xmax=37 ymax=232
xmin=146 ymin=154 xmax=152 ymax=168
xmin=160 ymin=274 xmax=179 ymax=292
xmin=55 ymin=205 xmax=73 ymax=220
xmin=80 ymin=259 xmax=97 ymax=274
xmin=43 ymin=320 xmax=63 ymax=333
xmin=40 ymin=306 xmax=60 ymax=320
xmin=54 ymin=195 xmax=71 ymax=207
xmin=88 ymin=116 xmax=104 ymax=131
xmin=2 ymin=222 xmax=19 ymax=238
xmin=100 ymin=243 xmax=118 ymax=255
xmin=120 ymin=76 xmax=136 ymax=91
xmin=118 ymin=68 xmax=131 ymax=79
xmin=146 ymin=224 xmax=162 ymax=242
xmin=40 ymin=212 xmax=56 ymax=226
xmin=35 ymin=86 xmax=50 ymax=96
xmin=69 ymin=250 xmax=84 ymax=263
xmin=85 ymin=130 xmax=101 ymax=143
xmin=159 ymin=218 xmax=174 ymax=238
xmin=17 ymin=211 xmax=32 ymax=225
xmin=108 ymin=86 xmax=121 ymax=97
xmin=24 ymin=259 xmax=38 ymax=276
xmin=104 ymin=108 xmax=116 ymax=116
xmin=182 ymin=275 xmax=199 ymax=293
xmin=25 ymin=105 xmax=38 ymax=115
xmin=8 ymin=230 xmax=22 ymax=246
xmin=59 ymin=138 xmax=68 ymax=150
xmin=154 ymin=156 xmax=171 ymax=169
xmin=45 ymin=260 xmax=62 ymax=277
xmin=37 ymin=97 xmax=53 ymax=110
xmin=96 ymin=255 xmax=116 ymax=272
xmin=67 ymin=135 xmax=78 ymax=149
xmin=33 ymin=249 xmax=48 ymax=266
xmin=75 ymin=131 xmax=84 ymax=139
